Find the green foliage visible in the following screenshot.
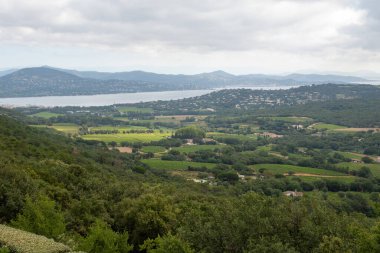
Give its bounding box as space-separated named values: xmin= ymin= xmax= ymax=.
xmin=174 ymin=126 xmax=205 ymax=139
xmin=0 ymin=247 xmax=10 ymax=253
xmin=140 ymin=234 xmax=194 ymax=253
xmin=245 ymin=237 xmax=297 ymax=253
xmin=78 ymin=219 xmax=133 ymax=253
xmin=11 ymin=196 xmax=65 ymax=239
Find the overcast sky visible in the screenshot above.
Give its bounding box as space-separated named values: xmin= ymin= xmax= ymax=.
xmin=0 ymin=0 xmax=379 ymax=75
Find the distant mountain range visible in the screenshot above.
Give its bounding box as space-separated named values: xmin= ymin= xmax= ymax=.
xmin=0 ymin=66 xmax=370 ymax=98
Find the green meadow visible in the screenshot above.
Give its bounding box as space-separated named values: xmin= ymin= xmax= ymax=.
xmin=30 ymin=111 xmax=62 ymax=119
xmin=82 ymin=131 xmax=171 ymax=143
xmin=312 ymin=123 xmax=347 ymax=130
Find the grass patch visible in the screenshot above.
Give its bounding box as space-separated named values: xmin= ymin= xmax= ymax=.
xmin=29 ymin=112 xmax=62 ymax=119
xmin=251 ymin=164 xmax=347 ymax=176
xmin=337 ymin=162 xmax=380 ymax=177
xmin=312 ymin=123 xmax=347 ymax=130
xmin=117 ymin=106 xmax=153 ymax=113
xmin=82 ymin=130 xmax=171 ymax=143
xmin=172 ymin=144 xmax=226 ymax=153
xmin=260 ymin=116 xmax=313 ymax=123
xmin=141 ymin=146 xmax=167 ymax=153
xmin=141 ymin=159 xmax=216 ymax=170
xmin=90 ymin=125 xmax=149 ymax=131
xmin=31 ymin=123 xmax=80 ymax=135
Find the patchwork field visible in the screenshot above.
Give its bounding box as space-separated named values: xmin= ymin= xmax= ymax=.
xmin=141 ymin=159 xmax=216 ymax=170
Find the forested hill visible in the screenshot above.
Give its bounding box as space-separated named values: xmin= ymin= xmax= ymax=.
xmin=0 ymin=67 xmax=206 ymax=97
xmin=138 ymin=83 xmax=380 ymax=112
xmin=0 ymin=66 xmax=369 ymax=97
xmin=2 ymin=100 xmax=380 ymax=252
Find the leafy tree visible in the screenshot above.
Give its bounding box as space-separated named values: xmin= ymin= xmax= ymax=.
xmin=362 ymin=156 xmax=374 ymax=164
xmin=11 ymin=196 xmax=65 ymax=239
xmin=0 ymin=247 xmax=10 ymax=253
xmin=140 ymin=234 xmax=194 ymax=253
xmin=358 ymin=166 xmax=373 ymax=178
xmin=174 ymin=126 xmax=205 ymax=139
xmin=78 ymin=219 xmax=133 ymax=253
xmin=315 ymin=235 xmax=346 ymax=253
xmin=245 ymin=237 xmax=297 ymax=253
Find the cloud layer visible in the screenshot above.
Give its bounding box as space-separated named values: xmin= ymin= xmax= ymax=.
xmin=0 ymin=0 xmax=379 ymax=74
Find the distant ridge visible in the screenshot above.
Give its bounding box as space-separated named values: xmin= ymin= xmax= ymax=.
xmin=0 ymin=66 xmax=370 ymax=98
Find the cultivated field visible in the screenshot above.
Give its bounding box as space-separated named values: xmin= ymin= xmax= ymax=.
xmin=337 ymin=162 xmax=380 ymax=177
xmin=82 ymin=130 xmax=171 ymax=143
xmin=141 ymin=159 xmax=216 ymax=170
xmin=312 ymin=123 xmax=347 ymax=130
xmin=141 ymin=146 xmax=167 ymax=153
xmin=172 ymin=144 xmax=226 ymax=153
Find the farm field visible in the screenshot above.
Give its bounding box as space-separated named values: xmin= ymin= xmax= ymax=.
xmin=172 ymin=144 xmax=226 ymax=153
xmin=337 ymin=162 xmax=380 ymax=177
xmin=31 ymin=123 xmax=80 ymax=134
xmin=312 ymin=123 xmax=347 ymax=130
xmin=82 ymin=131 xmax=171 ymax=143
xmin=141 ymin=159 xmax=216 ymax=170
xmin=260 ymin=116 xmax=313 ymax=123
xmin=29 ymin=111 xmax=63 ymax=119
xmin=207 ymin=132 xmax=257 ymax=140
xmin=116 ymin=106 xmax=154 ymax=113
xmin=89 ymin=125 xmax=150 ymax=131
xmin=141 ymin=146 xmax=167 ymax=153
xmin=334 ymin=128 xmax=380 ymax=133
xmin=250 ymin=164 xmax=348 ymax=176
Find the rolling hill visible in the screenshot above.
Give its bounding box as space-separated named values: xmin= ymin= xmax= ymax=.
xmin=0 ymin=66 xmax=369 ymax=98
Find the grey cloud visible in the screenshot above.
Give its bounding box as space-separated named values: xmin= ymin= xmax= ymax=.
xmin=0 ymin=0 xmax=372 ymax=53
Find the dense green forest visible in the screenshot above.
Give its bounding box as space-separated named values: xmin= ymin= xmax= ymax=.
xmin=1 ymin=84 xmax=380 ymax=252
